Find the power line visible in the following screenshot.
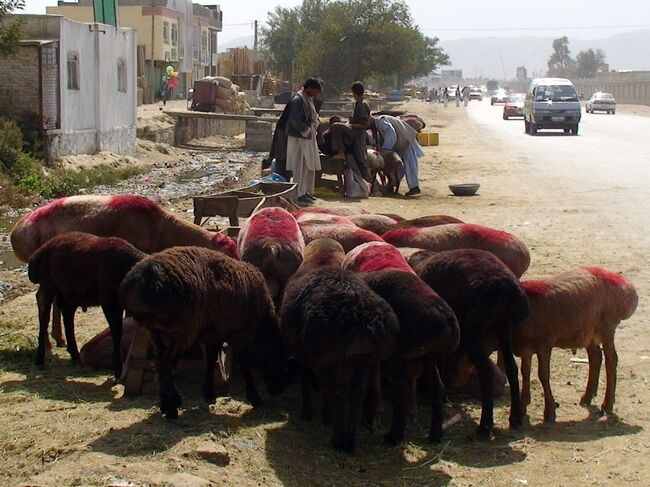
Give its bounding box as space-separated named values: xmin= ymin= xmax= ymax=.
xmin=420 ymin=24 xmax=650 ymax=32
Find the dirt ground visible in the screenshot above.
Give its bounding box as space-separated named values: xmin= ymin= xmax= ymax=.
xmin=1 ymin=100 xmax=648 ymax=487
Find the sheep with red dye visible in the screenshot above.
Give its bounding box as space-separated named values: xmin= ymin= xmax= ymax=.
xmin=409 ymin=249 xmax=530 ymax=437
xmin=296 ymin=238 xmax=346 ymax=275
xmin=344 ymin=242 xmax=460 ymax=444
xmin=119 ymin=247 xmax=287 ymax=418
xmin=294 ymin=212 xmax=356 ymax=227
xmin=346 ymin=214 xmax=399 ymax=235
xmin=514 ymin=267 xmax=638 ymax=422
xmin=292 ymin=206 xmax=370 ymax=219
xmin=391 ymin=215 xmax=464 ymax=229
xmin=28 ymin=232 xmax=146 ymax=378
xmin=383 ymin=223 xmax=530 ymax=277
xmin=277 ymin=266 xmax=399 ymax=453
xmin=11 ymin=195 xmax=237 ymax=347
xmin=300 ymin=223 xmax=384 ymax=253
xmin=238 ymin=207 xmax=304 ymax=303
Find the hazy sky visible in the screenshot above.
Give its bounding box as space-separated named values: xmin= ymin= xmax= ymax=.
xmin=24 ymin=0 xmax=650 ymax=45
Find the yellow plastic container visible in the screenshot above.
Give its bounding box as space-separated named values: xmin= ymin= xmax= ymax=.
xmin=417 ymin=132 xmax=439 ymax=146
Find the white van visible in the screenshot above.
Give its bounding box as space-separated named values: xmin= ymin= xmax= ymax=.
xmin=523 ymin=78 xmax=581 ymax=135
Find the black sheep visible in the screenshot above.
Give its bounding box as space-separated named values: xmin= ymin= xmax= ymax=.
xmin=279 ymin=268 xmax=399 ymax=453
xmin=119 ymin=247 xmax=287 ymax=419
xmin=409 ymin=249 xmax=530 ymax=437
xmin=28 ymin=232 xmax=146 ymax=378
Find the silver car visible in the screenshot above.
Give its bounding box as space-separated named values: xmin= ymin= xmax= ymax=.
xmin=586 ymin=92 xmax=616 ymax=114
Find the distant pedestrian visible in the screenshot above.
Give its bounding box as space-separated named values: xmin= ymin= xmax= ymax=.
xmin=286 ymin=78 xmax=323 ymax=205
xmin=463 ymin=85 xmax=470 ymax=107
xmin=455 ymin=86 xmax=461 ymax=107
xmin=443 ymin=86 xmax=448 ymax=108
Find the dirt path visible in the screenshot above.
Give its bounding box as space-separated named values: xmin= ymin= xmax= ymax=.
xmin=0 ymin=101 xmax=647 ymax=486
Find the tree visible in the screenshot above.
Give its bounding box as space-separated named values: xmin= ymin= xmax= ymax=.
xmin=575 ymin=48 xmax=607 ymax=78
xmin=547 ymin=36 xmax=575 ymax=78
xmin=0 ymin=0 xmax=25 ymax=57
xmin=261 ymin=0 xmax=449 ymax=94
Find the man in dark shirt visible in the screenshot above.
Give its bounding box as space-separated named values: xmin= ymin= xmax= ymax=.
xmin=329 ymin=81 xmax=372 ymax=181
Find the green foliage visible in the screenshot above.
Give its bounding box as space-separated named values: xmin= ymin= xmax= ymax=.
xmin=575 ymin=48 xmax=607 ymax=79
xmin=0 ymin=0 xmax=25 ymax=57
xmin=261 ymin=0 xmax=449 ymax=94
xmin=547 ymin=36 xmax=575 ymax=78
xmin=0 ymin=117 xmax=22 ymax=166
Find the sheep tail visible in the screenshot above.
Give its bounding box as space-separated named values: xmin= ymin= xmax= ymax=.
xmin=27 ymin=247 xmax=44 ymax=284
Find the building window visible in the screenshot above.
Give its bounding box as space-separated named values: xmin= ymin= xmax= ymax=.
xmin=42 ymin=46 xmax=57 ymax=65
xmin=201 ymin=30 xmax=208 ymax=51
xmin=117 ymin=59 xmax=127 ymax=92
xmin=67 ymin=51 xmax=79 ymax=90
xmin=163 ymin=21 xmax=170 ymax=45
xmin=171 ymin=22 xmax=178 ymax=47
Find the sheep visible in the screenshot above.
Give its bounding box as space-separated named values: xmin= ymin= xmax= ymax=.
xmin=514 ymin=267 xmax=638 ymax=422
xmin=119 ymin=247 xmax=287 ymax=418
xmin=409 ymin=249 xmax=530 ymax=437
xmin=297 ymin=238 xmax=346 ymax=275
xmin=392 ymin=215 xmax=464 ymax=229
xmin=80 ymin=317 xmax=138 ymax=370
xmin=28 ymin=232 xmax=146 ymax=378
xmin=344 ymin=242 xmax=460 ymax=444
xmin=278 ymin=267 xmax=399 ymax=452
xmin=300 ymin=223 xmax=384 ymax=253
xmin=366 ymin=148 xmax=403 ymax=195
xmin=347 ymin=214 xmax=399 ymax=235
xmin=292 ymin=206 xmax=370 ymax=219
xmin=294 ymin=212 xmax=356 ymax=227
xmin=12 ymin=194 xmax=237 ymax=347
xmin=384 ymin=223 xmax=531 ymax=277
xmin=238 ymin=207 xmax=304 ymax=303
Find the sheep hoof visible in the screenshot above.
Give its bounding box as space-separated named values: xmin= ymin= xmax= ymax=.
xmin=601 ymin=403 xmax=614 ymax=415
xmin=475 ymin=425 xmax=492 ymax=438
xmin=428 ymin=431 xmax=443 ymax=444
xmin=248 ymin=396 xmax=264 ymax=409
xmin=543 ymin=411 xmax=557 ymax=423
xmin=53 ymin=337 xmax=67 ymax=348
xmin=165 ymin=408 xmax=179 ymax=420
xmin=580 ymin=396 xmax=593 ymax=407
xmin=509 ymin=415 xmax=523 ymax=429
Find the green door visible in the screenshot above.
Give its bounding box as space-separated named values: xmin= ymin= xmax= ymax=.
xmin=93 ymin=0 xmax=118 ymax=27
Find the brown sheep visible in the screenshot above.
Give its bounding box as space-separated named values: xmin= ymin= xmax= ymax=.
xmin=392 ymin=215 xmax=464 ymax=229
xmin=366 ymin=148 xmax=403 ymax=195
xmin=384 ymin=223 xmax=531 ymax=277
xmin=292 ymin=206 xmax=370 ymax=219
xmin=297 ymin=238 xmax=346 ymax=275
xmin=515 ymin=267 xmax=638 ymax=422
xmin=119 ymin=247 xmax=287 ymax=418
xmin=294 ymin=212 xmax=356 ymax=227
xmin=347 ymin=214 xmax=399 ymax=235
xmin=300 ymin=223 xmax=385 ymax=253
xmin=12 ymin=194 xmax=237 ymax=347
xmin=28 ymin=232 xmax=146 ymax=378
xmin=238 ymin=207 xmax=304 ymax=303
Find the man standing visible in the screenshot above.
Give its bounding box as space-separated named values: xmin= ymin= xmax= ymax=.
xmin=286 ymin=78 xmax=322 ymax=205
xmin=330 ymin=81 xmax=372 ymax=181
xmin=372 ymin=115 xmax=424 ymax=196
xmin=455 ymin=86 xmax=461 ymax=107
xmin=443 ymin=86 xmax=448 ymax=107
xmin=463 ymin=85 xmax=470 ymax=107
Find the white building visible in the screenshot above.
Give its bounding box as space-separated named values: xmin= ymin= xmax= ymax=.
xmin=0 ymin=15 xmax=137 ymax=159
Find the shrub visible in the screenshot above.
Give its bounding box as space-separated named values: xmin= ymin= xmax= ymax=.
xmin=0 ymin=118 xmax=23 ymax=168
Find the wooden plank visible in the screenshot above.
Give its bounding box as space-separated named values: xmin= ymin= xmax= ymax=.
xmin=122 ymin=326 xmax=152 ymax=398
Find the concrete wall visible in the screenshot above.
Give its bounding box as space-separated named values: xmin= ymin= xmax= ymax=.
xmin=172 ymin=115 xmax=247 ymax=145
xmin=573 ymin=79 xmax=650 ymax=106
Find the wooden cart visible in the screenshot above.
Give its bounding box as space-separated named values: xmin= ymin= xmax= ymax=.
xmin=193 ymin=181 xmax=298 ymax=227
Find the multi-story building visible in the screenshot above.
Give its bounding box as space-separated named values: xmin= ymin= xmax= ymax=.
xmin=47 ymin=0 xmax=222 ymax=100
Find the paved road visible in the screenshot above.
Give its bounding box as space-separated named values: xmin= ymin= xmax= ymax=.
xmin=465 ymin=99 xmax=650 ymax=194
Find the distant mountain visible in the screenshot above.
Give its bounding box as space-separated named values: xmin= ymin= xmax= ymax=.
xmin=439 ymin=29 xmax=650 ymax=80
xmin=218 ymin=35 xmax=256 ymax=53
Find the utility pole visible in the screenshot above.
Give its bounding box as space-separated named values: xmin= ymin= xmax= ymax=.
xmin=253 ymin=20 xmax=258 ymax=62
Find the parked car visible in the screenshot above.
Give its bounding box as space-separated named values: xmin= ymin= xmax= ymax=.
xmin=503 ymin=93 xmax=525 ymax=119
xmin=491 ymin=89 xmax=508 ymax=105
xmin=586 ymin=92 xmax=616 ymax=114
xmin=469 ymin=86 xmax=483 ymax=100
xmin=387 ymin=89 xmax=404 ymax=102
xmin=523 ymin=78 xmax=581 ymax=135
xmin=446 ymin=85 xmax=459 ymax=100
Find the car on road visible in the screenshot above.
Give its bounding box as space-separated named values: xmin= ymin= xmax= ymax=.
xmin=503 ymin=93 xmax=525 ymax=119
xmin=469 ymin=86 xmax=483 ymax=100
xmin=387 ymin=89 xmax=404 ymax=102
xmin=586 ymin=92 xmax=616 ymax=114
xmin=491 ymin=89 xmax=508 ymax=105
xmin=524 ymin=78 xmax=581 ymax=135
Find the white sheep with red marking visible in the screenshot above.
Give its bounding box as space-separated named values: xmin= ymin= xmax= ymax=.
xmin=514 ymin=267 xmax=638 ymax=423
xmin=383 ymin=223 xmax=530 ymax=277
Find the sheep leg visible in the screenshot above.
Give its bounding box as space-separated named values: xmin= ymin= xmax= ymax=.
xmin=466 ymin=343 xmax=495 ymax=437
xmin=51 ymin=302 xmax=66 ymax=348
xmin=102 ymin=304 xmax=124 ymax=379
xmin=601 ymin=335 xmax=618 ymax=415
xmin=329 ymin=366 xmax=350 ymax=451
xmin=520 ymin=352 xmax=533 ymax=415
xmin=537 ymin=347 xmax=557 ymax=423
xmin=58 ymin=299 xmax=80 ymax=362
xmin=342 ymin=361 xmax=366 ymax=453
xmin=239 ymin=347 xmax=263 ymax=408
xmin=581 ymin=343 xmax=602 ymax=407
xmin=151 ymin=332 xmax=181 ymax=419
xmin=362 ymin=360 xmax=382 ymax=430
xmin=429 ymin=361 xmax=445 ymax=443
xmin=35 ymin=286 xmax=55 ymax=367
xmin=497 ymin=328 xmax=523 ymax=428
xmin=384 ymin=359 xmax=408 ymax=446
xmin=203 ymin=342 xmax=220 ymax=405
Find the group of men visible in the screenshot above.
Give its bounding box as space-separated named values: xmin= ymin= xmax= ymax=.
xmin=270 ymin=78 xmax=423 ymax=205
xmin=438 ymin=85 xmax=471 ymax=107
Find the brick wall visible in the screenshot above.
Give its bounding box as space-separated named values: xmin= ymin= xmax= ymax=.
xmin=0 ymin=46 xmax=41 ymax=117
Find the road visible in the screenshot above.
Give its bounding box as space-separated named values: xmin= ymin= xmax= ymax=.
xmin=466 ymin=99 xmax=650 ymax=196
